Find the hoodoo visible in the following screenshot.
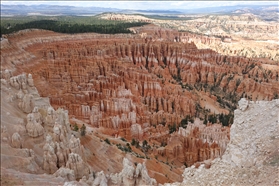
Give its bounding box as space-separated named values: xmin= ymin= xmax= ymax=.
xmin=1 ymin=2 xmax=278 ymax=185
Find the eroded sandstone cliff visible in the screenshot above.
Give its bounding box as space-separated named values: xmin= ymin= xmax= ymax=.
xmin=163 ymin=98 xmax=279 ymax=186
xmin=1 ymin=28 xmax=278 ymax=169
xmin=99 ymin=13 xmax=279 ymax=61
xmin=1 ymin=72 xmax=158 ymax=185
xmin=1 ymin=26 xmax=278 ymax=185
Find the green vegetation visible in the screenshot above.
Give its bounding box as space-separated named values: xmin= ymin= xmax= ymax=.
xmin=120 ymin=137 xmax=127 ymax=142
xmin=180 ymin=115 xmax=194 ymax=128
xmin=205 ymin=113 xmax=234 ymax=126
xmin=80 ymin=124 xmax=86 ymax=136
xmin=161 ymin=141 xmax=167 ymax=147
xmin=181 ymin=83 xmax=194 ymax=91
xmin=104 ymin=138 xmax=111 ymax=145
xmin=208 ymin=114 xmax=218 ymax=124
xmin=203 ymin=115 xmax=208 ymax=124
xmin=274 ymin=93 xmax=279 ymax=99
xmin=141 ymin=140 xmax=151 ymax=158
xmin=131 ymin=138 xmax=140 ymax=148
xmin=73 ymin=123 xmax=79 ymax=131
xmin=0 ymin=16 xmax=149 ymax=36
xmin=168 ymin=123 xmax=177 ymax=134
xmin=116 ymin=143 xmax=132 ymax=153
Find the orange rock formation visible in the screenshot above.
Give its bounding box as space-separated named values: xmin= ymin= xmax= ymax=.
xmin=1 ymin=27 xmax=278 ymax=169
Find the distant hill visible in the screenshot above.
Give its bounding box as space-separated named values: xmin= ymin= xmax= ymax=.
xmin=1 ymin=4 xmax=278 ymax=18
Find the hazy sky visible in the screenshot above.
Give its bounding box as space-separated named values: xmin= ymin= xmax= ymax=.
xmin=1 ymin=1 xmax=278 ymax=10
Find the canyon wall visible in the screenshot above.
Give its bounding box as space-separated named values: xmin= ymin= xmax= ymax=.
xmin=99 ymin=13 xmax=279 ymax=61
xmin=1 ymin=72 xmax=157 ymax=185
xmin=164 ymin=98 xmax=279 ymax=186
xmin=1 ymin=27 xmax=278 ymax=172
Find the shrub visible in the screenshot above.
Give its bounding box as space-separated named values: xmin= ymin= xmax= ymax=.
xmin=104 ymin=138 xmax=111 ymax=145
xmin=131 ymin=138 xmax=140 ymax=148
xmin=131 ymin=138 xmax=136 ymax=146
xmin=121 ymin=137 xmax=126 ymax=142
xmin=168 ymin=124 xmax=177 ymax=134
xmin=73 ymin=123 xmax=79 ymax=131
xmin=80 ymin=124 xmax=86 ymax=136
xmin=274 ymin=93 xmax=279 ymax=99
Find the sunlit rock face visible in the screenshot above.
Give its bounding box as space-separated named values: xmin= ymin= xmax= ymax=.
xmin=2 ymin=29 xmax=277 ymax=142
xmin=1 ymin=25 xmax=278 ymax=185
xmin=163 ymin=98 xmax=279 ymax=186
xmin=154 ymin=119 xmax=230 ymax=167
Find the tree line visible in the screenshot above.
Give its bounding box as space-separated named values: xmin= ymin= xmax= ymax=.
xmin=0 ymin=19 xmax=149 ymax=37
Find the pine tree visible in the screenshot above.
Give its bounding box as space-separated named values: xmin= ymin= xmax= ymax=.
xmin=80 ymin=124 xmax=86 ymax=136
xmin=73 ymin=123 xmax=79 ymax=131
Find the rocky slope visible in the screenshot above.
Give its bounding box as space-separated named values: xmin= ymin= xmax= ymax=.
xmin=1 ymin=26 xmax=278 ymax=185
xmin=163 ymin=98 xmax=279 ymax=186
xmin=155 ymin=119 xmax=230 ymax=167
xmin=99 ymin=13 xmax=279 ymax=61
xmin=0 ymin=72 xmax=158 ymax=185
xmin=1 ymin=28 xmax=278 ymax=169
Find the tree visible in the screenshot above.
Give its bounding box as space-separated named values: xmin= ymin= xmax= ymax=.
xmin=274 ymin=93 xmax=279 ymax=99
xmin=161 ymin=141 xmax=167 ymax=147
xmin=168 ymin=123 xmax=177 ymax=134
xmin=80 ymin=124 xmax=86 ymax=136
xmin=180 ymin=117 xmax=188 ymax=128
xmin=131 ymin=138 xmax=136 ymax=146
xmin=143 ymin=140 xmax=148 ymax=147
xmin=131 ymin=138 xmax=139 ymax=148
xmin=121 ymin=137 xmax=126 ymax=142
xmin=142 ymin=140 xmax=150 ymax=158
xmin=208 ymin=114 xmax=217 ymax=124
xmin=73 ymin=123 xmax=79 ymax=131
xmin=104 ymin=138 xmax=111 ymax=145
xmin=203 ymin=115 xmax=208 ymax=125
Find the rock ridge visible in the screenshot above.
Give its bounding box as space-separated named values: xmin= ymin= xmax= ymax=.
xmin=163 ymin=98 xmax=279 ymax=186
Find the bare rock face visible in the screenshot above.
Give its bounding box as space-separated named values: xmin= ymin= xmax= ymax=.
xmin=2 ymin=30 xmax=278 ymax=153
xmin=93 ymin=171 xmax=108 ymax=186
xmin=135 ymin=162 xmax=157 ymax=186
xmin=43 ymin=135 xmax=58 ymax=174
xmin=238 ymin=98 xmax=249 ymax=111
xmin=42 ymin=133 xmax=71 ymax=174
xmin=130 ymin=124 xmax=143 ymax=141
xmin=156 ymin=119 xmax=229 ymax=167
xmin=32 ymin=106 xmax=43 ymax=124
xmin=1 ymin=69 xmax=12 ymax=80
xmin=108 ymin=158 xmax=157 ymax=186
xmin=68 ymin=135 xmax=85 ymax=158
xmin=1 ymin=72 xmax=90 ymax=183
xmin=11 ymin=132 xmax=22 ymax=148
xmin=9 ymin=74 xmax=36 ymax=113
xmin=222 ymin=98 xmax=278 ymax=168
xmin=9 ymin=76 xmax=21 ymax=90
xmin=164 ymin=99 xmax=279 ymax=186
xmin=17 ymin=89 xmax=24 ymax=100
xmin=53 ymin=122 xmax=67 ymax=143
xmin=25 ymin=112 xmax=45 ymax=138
xmin=45 ymin=107 xmax=56 ymax=132
xmin=1 ymin=27 xmax=278 ymax=185
xmin=54 ymin=167 xmax=75 ymax=182
xmin=118 ymin=157 xmax=136 ymax=185
xmin=55 ymin=142 xmax=69 ymax=168
xmin=21 ymin=94 xmax=35 ymax=113
xmin=66 ymin=153 xmax=90 ymax=180
xmin=40 ymin=106 xmax=86 ymax=177
xmin=27 ymin=73 xmax=34 ymax=87
xmin=1 ymin=125 xmax=9 ymax=143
